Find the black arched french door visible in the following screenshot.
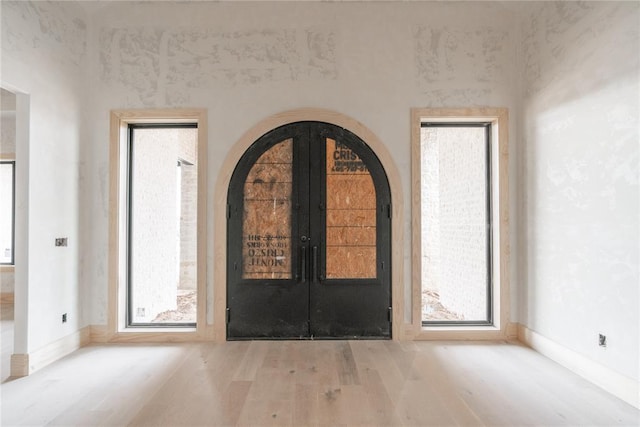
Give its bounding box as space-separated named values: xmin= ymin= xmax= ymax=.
xmin=227 ymin=122 xmax=391 ymax=339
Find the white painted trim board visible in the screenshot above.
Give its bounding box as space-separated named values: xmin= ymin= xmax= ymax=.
xmin=11 ymin=326 xmax=91 ymax=377
xmin=518 ymin=324 xmax=639 ymax=409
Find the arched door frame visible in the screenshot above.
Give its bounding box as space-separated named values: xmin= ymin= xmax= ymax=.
xmin=213 ymin=109 xmax=404 ymax=341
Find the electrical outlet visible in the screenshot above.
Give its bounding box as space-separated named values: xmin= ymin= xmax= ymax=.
xmin=62 ymin=313 xmax=67 ymax=323
xmin=598 ymin=334 xmax=607 ymax=347
xmin=55 ymin=238 xmax=68 ymax=247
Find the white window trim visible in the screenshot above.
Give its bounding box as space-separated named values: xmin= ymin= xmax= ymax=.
xmin=108 ymin=109 xmax=211 ymax=342
xmin=411 ymin=108 xmax=510 ymax=340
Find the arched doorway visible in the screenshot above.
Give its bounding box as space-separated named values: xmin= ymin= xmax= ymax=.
xmin=226 ymin=121 xmax=391 ymax=339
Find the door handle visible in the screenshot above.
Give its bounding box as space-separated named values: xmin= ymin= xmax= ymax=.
xmin=311 ymin=246 xmax=318 ymax=283
xmin=299 ymin=246 xmax=306 ymax=283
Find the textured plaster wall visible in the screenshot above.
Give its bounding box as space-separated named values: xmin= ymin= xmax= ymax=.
xmin=177 ymin=128 xmax=197 ymax=291
xmin=520 ymin=2 xmax=639 ymax=381
xmin=421 ymin=129 xmax=441 ymax=296
xmin=179 ymin=162 xmax=197 ymax=291
xmin=1 ymin=0 xmax=87 ymax=352
xmin=82 ymin=0 xmax=520 ymax=325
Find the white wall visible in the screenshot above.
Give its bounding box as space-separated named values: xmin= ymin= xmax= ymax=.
xmin=1 ymin=1 xmax=87 ymax=352
xmin=520 ymin=1 xmax=639 ymax=383
xmin=82 ymin=0 xmax=520 ymax=325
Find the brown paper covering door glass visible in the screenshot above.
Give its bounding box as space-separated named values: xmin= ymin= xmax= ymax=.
xmin=325 ymin=138 xmax=377 ymax=279
xmin=242 ymin=139 xmax=292 ymax=279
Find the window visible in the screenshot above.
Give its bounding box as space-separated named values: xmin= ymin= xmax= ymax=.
xmin=127 ymin=124 xmax=198 ymax=327
xmin=0 ymin=161 xmax=15 ymax=265
xmin=412 ymin=108 xmax=509 ymax=336
xmin=109 ymin=110 xmax=207 ymax=337
xmin=421 ymin=124 xmax=491 ymax=324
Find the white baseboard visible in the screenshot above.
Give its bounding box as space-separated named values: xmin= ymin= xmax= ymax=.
xmin=13 ymin=326 xmax=91 ymax=376
xmin=518 ymin=324 xmax=639 ymax=409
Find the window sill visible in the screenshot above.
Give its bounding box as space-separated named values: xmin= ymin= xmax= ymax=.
xmin=414 ymin=324 xmax=509 ymax=341
xmin=121 ymin=327 xmax=197 ymax=333
xmin=108 ymin=327 xmax=201 ymax=343
xmin=422 ymin=324 xmax=498 ymax=331
xmin=0 ymin=265 xmax=15 ymax=272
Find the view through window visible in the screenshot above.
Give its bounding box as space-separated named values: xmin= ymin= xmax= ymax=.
xmin=128 ymin=125 xmax=198 ymax=326
xmin=0 ymin=161 xmax=14 ymax=265
xmin=421 ymin=124 xmax=492 ymax=324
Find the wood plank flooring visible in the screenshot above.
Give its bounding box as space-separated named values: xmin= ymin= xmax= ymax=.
xmin=1 ymin=337 xmax=638 ymax=426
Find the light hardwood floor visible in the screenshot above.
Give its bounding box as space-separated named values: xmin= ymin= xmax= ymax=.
xmin=1 ymin=338 xmax=638 ymax=426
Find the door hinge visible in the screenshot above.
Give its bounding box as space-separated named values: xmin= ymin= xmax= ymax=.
xmin=227 ymin=204 xmax=232 ymax=219
xmin=226 ymin=307 xmax=230 ymax=324
xmin=388 ymin=306 xmax=393 ymax=322
xmin=387 ymin=204 xmax=392 ymax=219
